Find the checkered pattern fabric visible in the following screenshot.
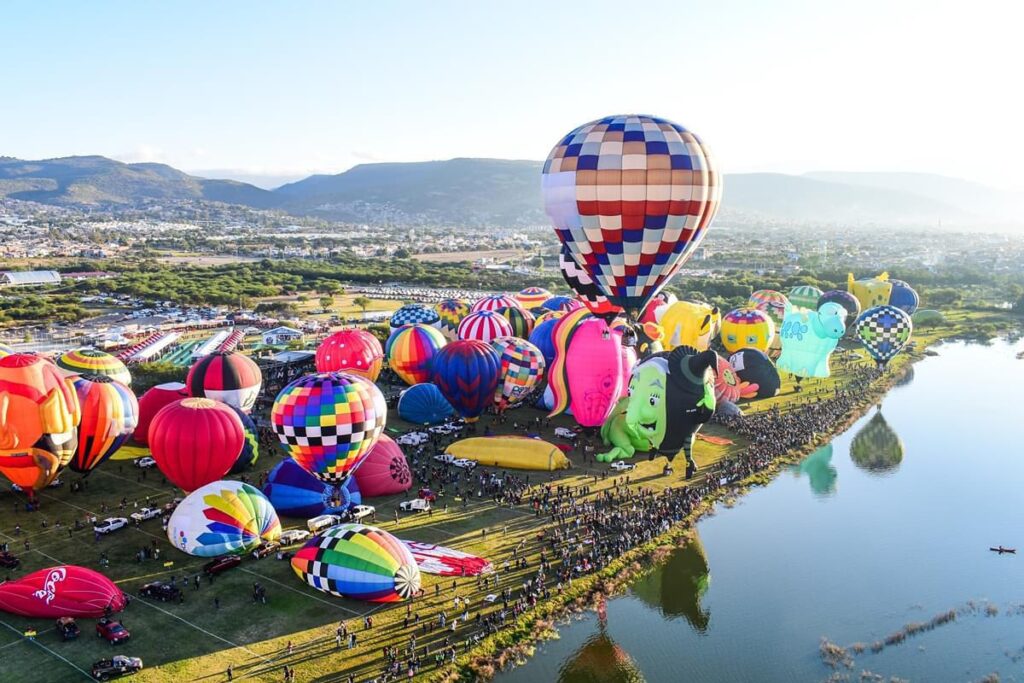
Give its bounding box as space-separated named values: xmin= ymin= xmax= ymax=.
xmin=390 ymin=304 xmax=440 ymax=328
xmin=854 ymin=305 xmax=913 ymax=365
xmin=542 ymin=114 xmax=721 ymax=314
xmin=491 ymin=337 xmax=546 ymax=406
xmin=559 ymin=245 xmax=620 ymax=317
xmin=457 ymin=310 xmax=514 ymax=343
xmin=271 ymin=373 xmax=387 ymax=484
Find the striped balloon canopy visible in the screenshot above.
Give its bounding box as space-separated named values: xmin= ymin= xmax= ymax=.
xmin=471 ymin=294 xmax=520 ymax=313
xmin=69 ymin=375 xmax=138 ymax=474
xmin=56 ymin=348 xmax=131 ymax=387
xmin=386 ymin=324 xmax=446 ymax=385
xmin=168 ymin=480 xmax=281 ymax=557
xmin=748 ymin=290 xmax=789 ymax=325
xmin=788 ymin=285 xmax=824 ymax=312
xmin=542 ymin=114 xmax=721 ymax=317
xmin=497 ymin=305 xmax=535 ymax=338
xmin=291 ymin=523 xmax=421 ymax=602
xmin=515 ymin=287 xmax=552 ymax=309
xmin=186 ymin=351 xmax=262 ymax=414
xmin=457 ymin=310 xmax=514 ymax=343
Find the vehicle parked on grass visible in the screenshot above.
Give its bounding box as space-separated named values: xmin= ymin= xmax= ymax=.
xmin=56 ymin=617 xmax=80 ymax=641
xmin=93 ymin=518 xmax=128 ymax=535
xmin=610 ymin=461 xmax=636 ymax=472
xmin=133 ymin=457 xmax=156 ymax=469
xmin=417 ymin=488 xmax=437 ymax=502
xmin=433 ymin=453 xmax=455 ymax=464
xmin=91 ymin=655 xmax=143 ymax=680
xmin=554 ymin=427 xmax=577 ymax=440
xmin=203 ymin=555 xmax=242 ymax=576
xmin=452 ymin=458 xmax=477 ymax=470
xmin=138 ymin=581 xmax=181 ymax=602
xmin=400 ymin=498 xmax=431 ymax=512
xmin=0 ymin=551 xmax=20 ymax=569
xmin=345 ymin=504 xmax=375 ymax=522
xmin=96 ymin=618 xmax=130 ymax=645
xmin=307 ymin=514 xmax=342 ymax=534
xmin=129 ymin=507 xmax=161 ymax=523
xmin=11 ymin=478 xmax=62 ymax=492
xmin=278 ymin=529 xmax=311 ymax=546
xmin=251 ymin=541 xmax=280 ymax=559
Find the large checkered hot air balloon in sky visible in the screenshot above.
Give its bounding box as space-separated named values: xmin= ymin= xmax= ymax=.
xmin=542 ymin=114 xmax=721 ymax=318
xmin=271 ymin=372 xmax=387 ymax=484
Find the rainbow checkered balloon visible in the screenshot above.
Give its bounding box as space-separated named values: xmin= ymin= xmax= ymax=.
xmin=271 ymin=372 xmax=387 ymax=484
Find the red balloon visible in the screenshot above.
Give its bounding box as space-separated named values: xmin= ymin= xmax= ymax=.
xmin=133 ymin=382 xmax=187 ymax=445
xmin=315 ymin=329 xmax=384 ymax=381
xmin=148 ymin=397 xmax=244 ymax=491
xmin=0 ymin=565 xmax=126 ymax=618
xmin=353 ymin=435 xmax=411 ymax=497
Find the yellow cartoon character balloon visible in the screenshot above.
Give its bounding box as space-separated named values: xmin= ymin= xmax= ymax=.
xmin=720 ymin=308 xmax=775 ymax=354
xmin=657 ymin=301 xmax=720 ymax=351
xmin=848 ymin=272 xmax=893 ymax=311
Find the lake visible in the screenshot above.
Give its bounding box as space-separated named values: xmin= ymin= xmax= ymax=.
xmin=499 ymin=338 xmax=1024 ymax=683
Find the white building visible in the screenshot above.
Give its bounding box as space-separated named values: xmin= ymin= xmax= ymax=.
xmin=262 ymin=326 xmax=304 ymax=345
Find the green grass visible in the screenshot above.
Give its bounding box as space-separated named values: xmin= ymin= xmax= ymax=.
xmin=0 ymin=309 xmax=1010 ymax=682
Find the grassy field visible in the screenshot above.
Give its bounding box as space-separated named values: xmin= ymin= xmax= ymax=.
xmin=0 ymin=309 xmax=1008 ymax=682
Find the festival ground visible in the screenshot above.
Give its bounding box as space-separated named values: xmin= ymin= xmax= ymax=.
xmin=0 ymin=309 xmax=1004 ymax=683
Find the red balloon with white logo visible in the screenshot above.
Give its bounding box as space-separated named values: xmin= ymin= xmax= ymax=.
xmin=0 ymin=565 xmax=126 ymax=618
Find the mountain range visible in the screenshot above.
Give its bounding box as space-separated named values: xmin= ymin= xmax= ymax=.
xmin=1 ymin=155 xmax=1021 ymax=231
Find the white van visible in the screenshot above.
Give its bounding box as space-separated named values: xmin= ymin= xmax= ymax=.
xmin=307 ymin=514 xmax=342 ymax=534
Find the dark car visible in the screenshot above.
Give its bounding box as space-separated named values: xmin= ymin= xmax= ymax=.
xmin=251 ymin=542 xmax=280 ymax=560
xmin=417 ymin=487 xmax=437 ymax=502
xmin=203 ymin=555 xmax=241 ymax=576
xmin=91 ymin=655 xmax=143 ymax=680
xmin=0 ymin=551 xmax=19 ymax=569
xmin=139 ymin=581 xmax=181 ymax=602
xmin=96 ymin=618 xmax=130 ymax=645
xmin=56 ymin=617 xmax=80 ymax=641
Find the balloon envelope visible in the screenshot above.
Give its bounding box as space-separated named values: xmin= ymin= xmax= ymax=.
xmin=149 ymin=397 xmax=244 ymax=491
xmin=491 ymin=337 xmax=546 ymax=408
xmin=549 ymin=311 xmax=622 ymax=428
xmin=728 ymin=349 xmax=780 ymax=400
xmin=263 ymin=459 xmax=362 ymax=518
xmin=788 ymin=285 xmax=823 ymax=311
xmin=353 ymin=435 xmax=412 ymax=497
xmin=515 ymin=287 xmax=551 ymax=309
xmin=0 ymin=353 xmax=80 ymax=466
xmin=720 ymin=308 xmax=775 ymax=354
xmin=457 ymin=311 xmax=514 ymax=343
xmin=70 ymin=375 xmax=138 ymax=474
xmin=386 ymin=324 xmax=446 ymax=385
xmin=0 ymin=565 xmax=126 ymax=618
xmin=471 ymin=294 xmax=519 ymax=313
xmin=397 ymin=383 xmax=454 ymax=425
xmin=434 ymin=299 xmax=470 ymax=340
xmin=855 ymin=305 xmax=913 ymax=366
xmin=133 ymin=382 xmax=187 ymax=445
xmin=315 ymin=328 xmax=384 ymax=381
xmin=186 ymin=351 xmax=262 ymax=414
xmin=430 ymin=340 xmax=500 ymax=422
xmin=390 ymin=303 xmax=440 ymax=328
xmin=748 ymin=290 xmax=788 ymax=326
xmin=228 ymin=405 xmax=259 ymax=473
xmin=56 ymin=348 xmax=131 ymax=386
xmin=168 ymin=480 xmax=281 ymax=557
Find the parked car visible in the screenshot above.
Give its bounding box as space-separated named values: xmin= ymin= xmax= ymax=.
xmin=56 ymin=617 xmax=80 ymax=641
xmin=433 ymin=453 xmax=455 ymax=464
xmin=203 ymin=555 xmax=242 ymax=576
xmin=307 ymin=514 xmax=342 ymax=534
xmin=138 ymin=581 xmax=181 ymax=602
xmin=452 ymin=458 xmax=477 ymax=470
xmin=96 ymin=618 xmax=130 ymax=645
xmin=129 ymin=507 xmax=161 ymax=523
xmin=610 ymin=461 xmax=636 ymax=472
xmin=399 ymin=499 xmax=430 ymax=512
xmin=417 ymin=488 xmax=437 ymax=502
xmin=554 ymin=427 xmax=577 ymax=439
xmin=93 ymin=518 xmax=128 ymax=535
xmin=0 ymin=551 xmax=20 ymax=569
xmin=133 ymin=457 xmax=156 ymax=469
xmin=278 ymin=529 xmax=311 ymax=546
xmin=11 ymin=478 xmax=62 ymax=492
xmin=251 ymin=541 xmax=280 ymax=560
xmin=91 ymin=655 xmax=143 ymax=680
xmin=161 ymin=498 xmax=183 ymax=514
xmin=346 ymin=505 xmax=375 ymax=522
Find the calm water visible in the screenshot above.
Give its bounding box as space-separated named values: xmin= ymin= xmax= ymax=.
xmin=500 ymin=339 xmax=1024 ymax=683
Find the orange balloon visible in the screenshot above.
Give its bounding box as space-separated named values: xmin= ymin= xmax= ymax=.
xmin=0 ymin=354 xmax=80 ymax=465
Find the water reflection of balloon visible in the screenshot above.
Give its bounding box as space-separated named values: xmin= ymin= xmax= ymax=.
xmin=631 ymin=535 xmax=711 ymax=633
xmin=793 ymin=444 xmax=837 ymax=496
xmin=558 ymin=631 xmax=646 ymax=683
xmin=850 ymin=410 xmax=903 ymax=474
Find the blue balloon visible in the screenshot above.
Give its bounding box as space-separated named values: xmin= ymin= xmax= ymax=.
xmin=887 ymin=280 xmax=920 ymax=315
xmin=542 ymin=296 xmax=577 ymax=312
xmin=397 ymin=383 xmax=454 ymax=425
xmin=528 ymin=317 xmax=561 ymax=368
xmin=263 ymin=459 xmax=362 ymax=518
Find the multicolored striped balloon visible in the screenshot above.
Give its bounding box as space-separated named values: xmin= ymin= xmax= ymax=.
xmin=186 ymin=351 xmax=262 ymax=414
xmin=386 ymin=324 xmax=446 ymax=385
xmin=430 ymin=340 xmax=501 ymax=422
xmin=788 ymin=285 xmax=824 ymax=312
xmin=69 ymin=375 xmax=138 ymax=474
xmin=434 ymin=299 xmax=470 ymax=340
xmin=271 ymin=373 xmax=387 ymax=484
xmin=491 ymin=337 xmax=546 ymax=408
xmin=167 ymin=480 xmax=281 ymax=557
xmin=543 ymin=114 xmax=721 ymax=316
xmin=748 ymin=290 xmax=789 ymax=325
xmin=457 ymin=310 xmax=514 ymax=343
xmin=515 ymin=287 xmax=552 ymax=309
xmin=56 ymin=348 xmax=131 ymax=387
xmin=291 ymin=523 xmax=421 ymax=602
xmin=497 ymin=305 xmax=535 ymax=338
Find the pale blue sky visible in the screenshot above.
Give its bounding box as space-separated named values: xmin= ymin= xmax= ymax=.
xmin=2 ymin=1 xmax=1022 ymax=187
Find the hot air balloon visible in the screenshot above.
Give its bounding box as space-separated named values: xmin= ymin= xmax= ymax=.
xmin=271 ymin=372 xmax=387 ymax=484
xmin=712 ymin=355 xmax=754 ymax=404
xmin=0 ymin=343 xmax=13 ymax=358
xmin=497 ymin=305 xmax=535 ymax=338
xmin=728 ymin=349 xmax=780 ymax=400
xmin=471 ymin=295 xmax=520 ymax=313
xmin=263 ymin=459 xmax=362 ymax=518
xmin=657 ymin=300 xmax=720 ymax=351
xmin=848 ymin=272 xmax=919 ymax=315
xmin=149 ymin=398 xmax=244 ymax=491
xmin=228 ymin=405 xmax=259 ymax=473
xmin=56 ymin=348 xmax=131 ymax=386
xmin=528 ymin=314 xmax=564 ymax=368
xmin=888 ymin=279 xmax=920 ymax=315
xmin=748 ymin=290 xmax=788 ymax=326
xmin=559 ymin=245 xmax=623 ymax=319
xmin=854 ymin=305 xmax=913 ymax=367
xmin=186 ymin=351 xmax=262 ymax=414
xmin=386 ymin=324 xmax=446 ymax=385
xmin=776 ymin=302 xmax=847 ymax=379
xmin=0 ymin=565 xmax=126 ymax=618
xmin=515 ymin=287 xmax=552 ymax=309
xmin=434 ymin=299 xmax=470 ymax=341
xmin=541 ymin=295 xmax=583 ymax=313
xmin=167 ymin=480 xmax=280 ymax=557
xmin=0 ymin=353 xmax=80 ymax=467
xmin=542 ymin=114 xmax=721 ymax=318
xmin=788 ymin=285 xmax=824 ymax=312
xmin=69 ymin=375 xmax=138 ymax=474
xmin=457 ymin=310 xmax=514 ymax=343
xmin=353 ymin=435 xmax=412 ymax=498
xmin=491 ymin=337 xmax=546 ymax=409
xmin=0 ymin=449 xmax=62 ymax=494
xmin=817 ymin=290 xmax=861 ymax=321
xmin=389 ymin=303 xmax=440 ymax=329
xmin=850 ymin=410 xmax=903 ymax=474
xmin=720 ymin=308 xmax=775 ymax=354
xmin=429 ymin=340 xmax=500 ymax=423
xmin=315 ymin=328 xmax=384 ymax=381
xmin=547 ymin=310 xmax=623 ymax=428
xmin=133 ymin=382 xmax=187 ymax=445
xmin=397 ymin=383 xmax=454 ymax=425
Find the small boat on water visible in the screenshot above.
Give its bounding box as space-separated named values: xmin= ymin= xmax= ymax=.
xmin=989 ymin=546 xmax=1016 ymax=554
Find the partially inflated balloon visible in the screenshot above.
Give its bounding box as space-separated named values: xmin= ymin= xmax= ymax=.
xmin=491 ymin=337 xmax=546 ymax=408
xmin=528 ymin=315 xmax=564 ymax=368
xmin=186 ymin=351 xmax=262 ymax=414
xmin=471 ymin=295 xmax=519 ymax=313
xmin=776 ymin=303 xmax=847 ymax=379
xmin=0 ymin=566 xmax=126 ymax=618
xmin=168 ymin=480 xmax=280 ymax=557
xmin=728 ymin=349 xmax=780 ymax=400
xmin=315 ymin=328 xmax=384 ymax=381
xmin=69 ymin=375 xmax=138 ymax=474
xmin=434 ymin=299 xmax=470 ymax=341
xmin=150 ymin=398 xmax=244 ymax=491
xmin=430 ymin=340 xmax=500 ymax=423
xmin=397 ymin=383 xmax=453 ymax=425
xmin=56 ymin=348 xmax=131 ymax=386
xmin=657 ymin=301 xmax=719 ymax=351
xmin=720 ymin=308 xmax=775 ymax=354
xmin=541 ymin=295 xmax=582 ymax=313
xmin=497 ymin=305 xmax=535 ymax=338
xmin=389 ymin=303 xmax=440 ymax=329
xmin=353 ymin=435 xmax=412 ymax=498
xmin=0 ymin=354 xmax=80 ymax=466
xmin=291 ymin=524 xmax=421 ymax=602
xmin=548 ymin=310 xmax=623 ymax=428
xmin=386 ymin=324 xmax=446 ymax=386
xmin=854 ymin=305 xmax=913 ymax=367
xmin=228 ymin=405 xmax=259 ymax=474
xmin=788 ymin=286 xmax=823 ymax=312
xmin=271 ymin=373 xmax=387 ymax=484
xmin=817 ymin=290 xmax=861 ymax=321
xmin=457 ymin=310 xmax=514 ymax=343
xmin=133 ymin=382 xmax=187 ymax=445
xmin=263 ymin=459 xmax=362 ymax=518
xmin=543 ymin=114 xmax=721 ymax=316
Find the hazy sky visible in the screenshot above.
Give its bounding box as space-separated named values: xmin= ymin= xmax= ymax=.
xmin=3 ymin=0 xmax=1022 ymax=188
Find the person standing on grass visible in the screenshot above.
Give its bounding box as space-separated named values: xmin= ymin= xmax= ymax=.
xmin=226 ymin=664 xmax=233 ymax=681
